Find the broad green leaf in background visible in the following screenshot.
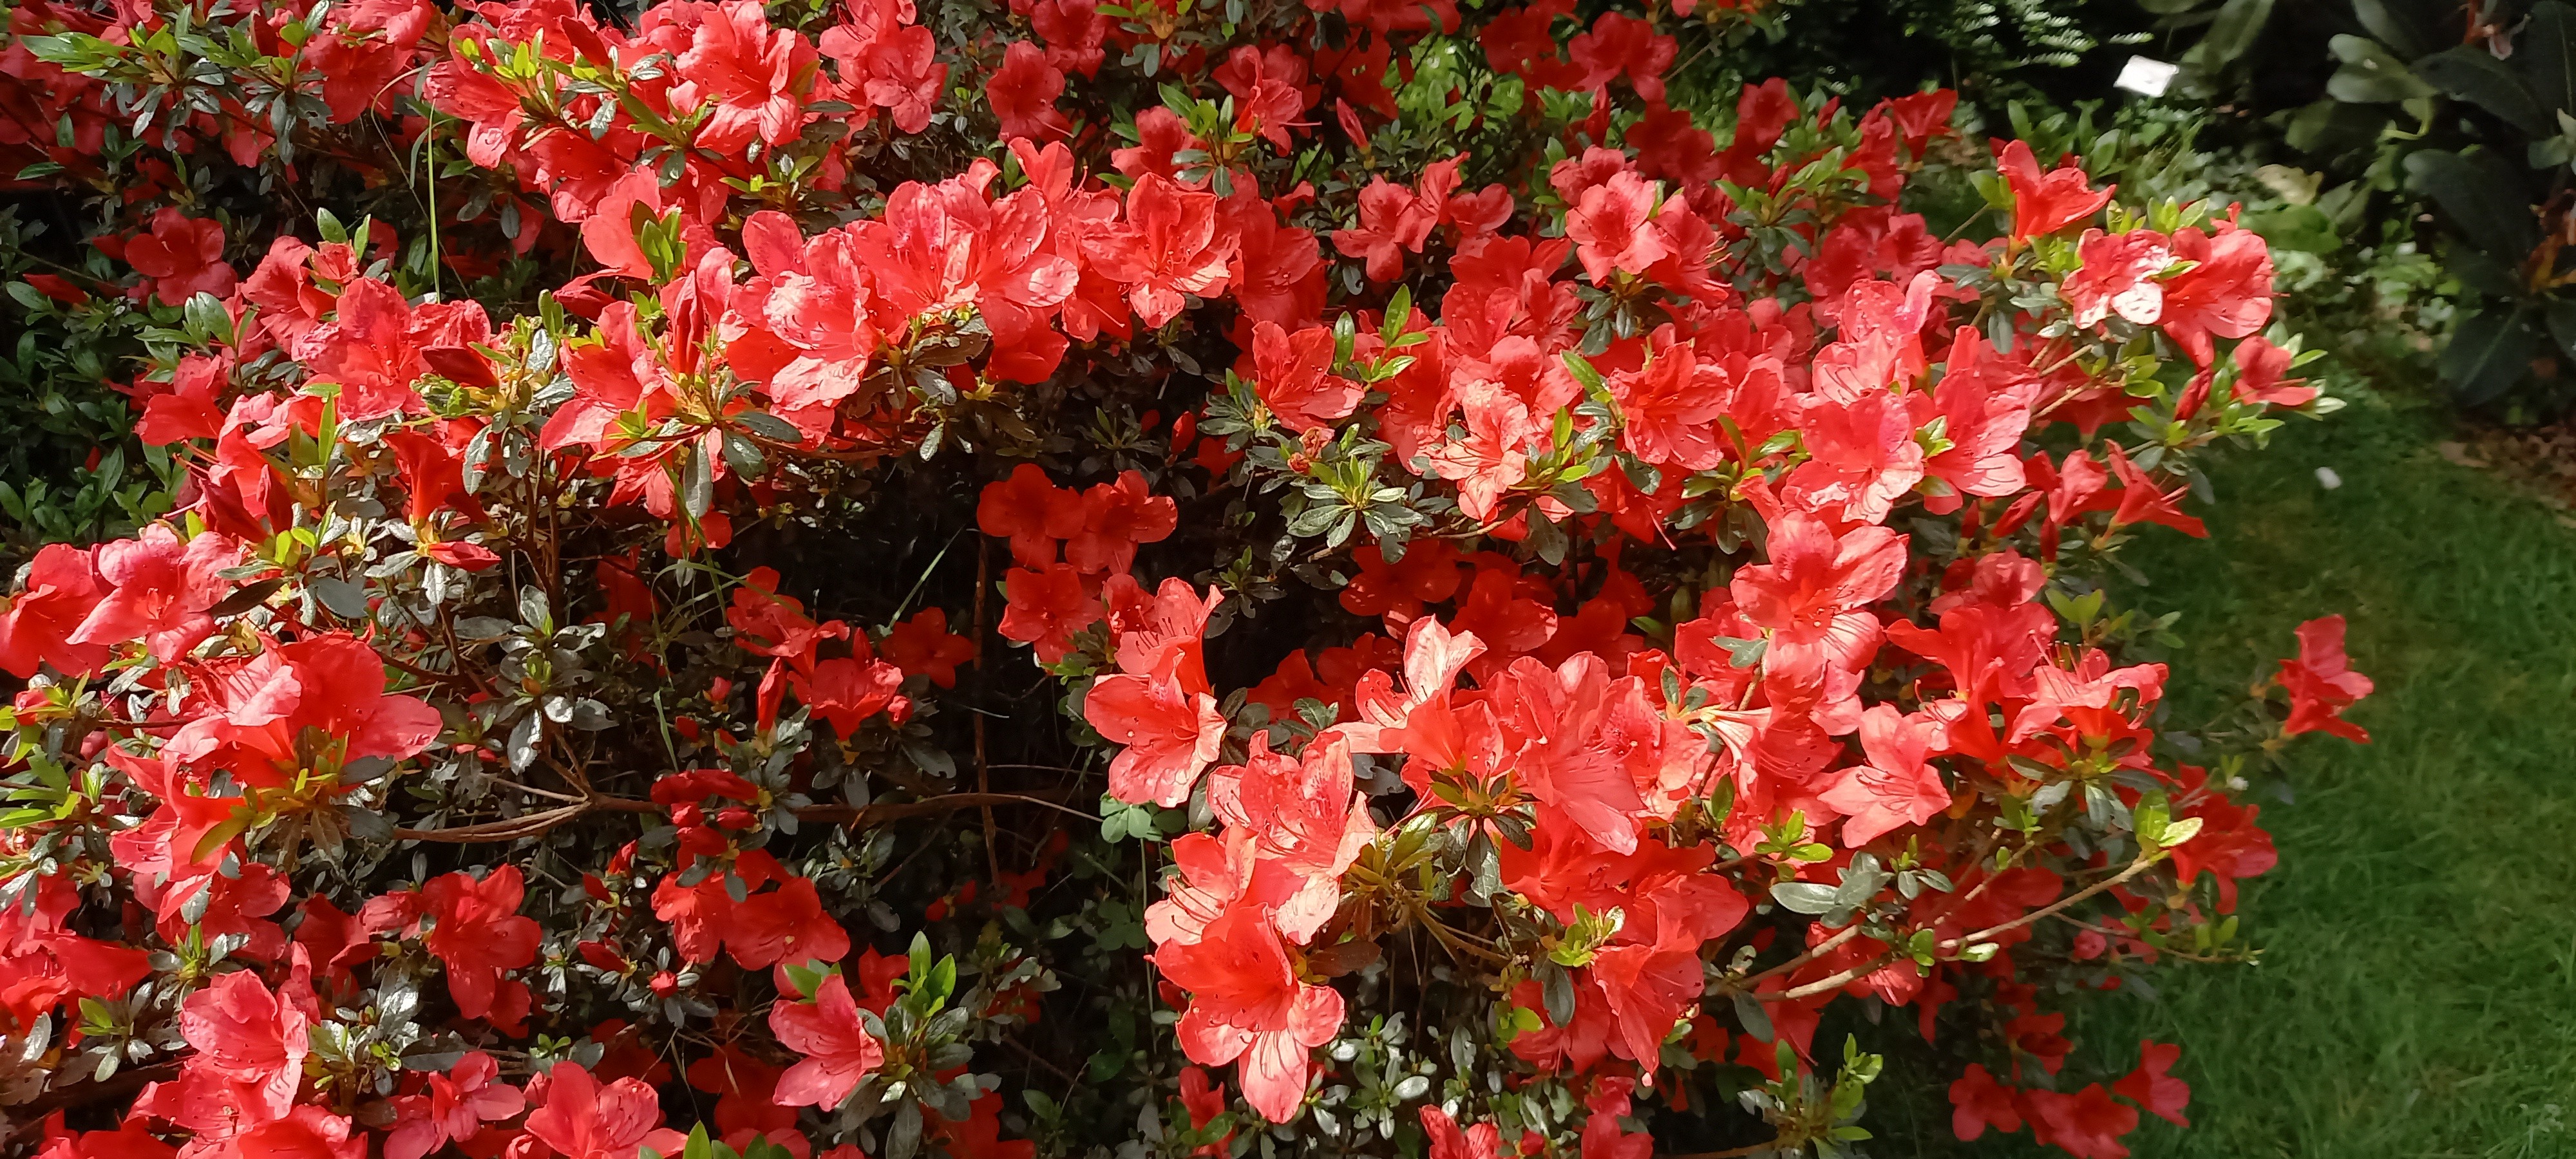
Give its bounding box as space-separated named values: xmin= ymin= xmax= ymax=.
xmin=2403 ymin=147 xmax=2541 ymax=261
xmin=2414 ymin=45 xmax=2553 ymax=137
xmin=2327 ymin=34 xmax=2438 ymax=103
xmin=2441 ymin=306 xmax=2544 ymax=406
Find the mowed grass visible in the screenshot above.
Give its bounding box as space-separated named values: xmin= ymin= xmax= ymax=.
xmin=1876 ymin=397 xmax=2576 ymax=1158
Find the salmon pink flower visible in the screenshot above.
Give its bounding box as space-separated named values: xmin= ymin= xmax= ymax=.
xmin=525 ymin=1064 xmax=665 ymax=1159
xmin=2062 ymin=228 xmax=2172 ymax=328
xmin=1086 ymin=174 xmax=1235 ymax=326
xmin=387 ymin=1052 xmax=524 ymax=1159
xmin=768 ymin=973 xmax=886 ymax=1109
xmin=1155 ymin=902 xmax=1343 ymax=1123
xmin=1086 ymin=668 xmax=1226 ymax=807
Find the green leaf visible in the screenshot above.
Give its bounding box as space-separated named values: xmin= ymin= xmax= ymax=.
xmin=2545 ymin=297 xmax=2576 ymax=364
xmin=2243 ymin=203 xmax=2341 ymax=253
xmin=885 ymin=1100 xmax=923 ymax=1159
xmin=2326 ymin=35 xmax=2438 ymax=103
xmin=2404 ymin=148 xmax=2541 ymax=260
xmin=681 ymin=446 xmax=714 ymax=519
xmin=2200 ymin=0 xmax=2275 ymax=66
xmin=309 ymin=577 xmax=368 ymax=619
xmin=2415 ymin=45 xmax=2553 ymax=136
xmin=2352 ymin=0 xmax=2441 ymax=58
xmin=2520 ymin=2 xmax=2576 ymax=117
xmin=1770 ymin=881 xmax=1842 ymax=915
xmin=1537 ymin=961 xmax=1576 ymax=1026
xmin=2440 ymin=305 xmax=2544 ymax=406
xmin=721 ymin=431 xmax=764 ymax=478
xmin=734 ymin=410 xmax=804 ymax=443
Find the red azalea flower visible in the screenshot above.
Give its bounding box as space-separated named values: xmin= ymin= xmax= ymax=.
xmin=174 ymin=969 xmax=309 ymax=1121
xmin=996 ymin=562 xmax=1099 ymax=663
xmin=524 ymin=1064 xmax=664 ymax=1159
xmin=1086 ymin=668 xmax=1225 ymax=806
xmin=1947 ymin=1064 xmax=2022 ymax=1140
xmin=66 ymin=522 xmax=235 ymax=663
xmin=1817 ymin=703 xmax=1950 ymax=847
xmin=1067 ymin=470 xmax=1180 ymax=575
xmin=986 ymin=41 xmax=1072 ymax=141
xmin=234 ymin=1106 xmax=365 ymax=1159
xmin=160 ymin=634 xmax=446 ymax=789
xmin=1994 ymin=139 xmax=2113 ymax=241
xmin=2062 ymin=227 xmax=2172 ymax=328
xmin=2022 ymin=1084 xmax=2139 ymax=1159
xmin=882 ymin=607 xmax=978 ymax=687
xmin=2229 ymin=335 xmax=2318 ymax=408
xmin=2114 ymin=1040 xmax=2191 ymax=1127
xmin=120 ymin=207 xmax=238 ymax=306
xmin=387 ymin=1052 xmax=524 ymax=1159
xmin=768 ymin=973 xmax=887 ymax=1109
xmin=2278 ymin=614 xmax=2372 ymax=740
xmin=1155 ymin=902 xmax=1343 ymax=1123
xmin=1086 ymin=174 xmax=1235 ymax=327
xmin=1250 ymin=321 xmax=1362 ymax=432
xmin=421 ymin=867 xmax=542 ymax=1021
xmin=1330 ymin=177 xmax=1435 ymax=283
xmin=677 ymin=0 xmax=817 ymax=153
xmin=978 ymin=464 xmax=1083 ymax=568
xmin=2158 ymin=223 xmax=2275 ymax=366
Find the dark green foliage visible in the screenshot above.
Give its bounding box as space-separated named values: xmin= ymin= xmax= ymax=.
xmin=0 ymin=202 xmax=177 ymax=559
xmin=1696 ymin=0 xmax=2157 ymax=111
xmin=2143 ymin=0 xmax=2576 ymax=416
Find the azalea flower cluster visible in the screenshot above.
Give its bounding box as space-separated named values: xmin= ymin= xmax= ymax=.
xmin=0 ymin=0 xmax=2376 ymax=1154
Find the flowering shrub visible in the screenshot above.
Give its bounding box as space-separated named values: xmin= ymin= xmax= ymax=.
xmin=0 ymin=0 xmax=2375 ymax=1155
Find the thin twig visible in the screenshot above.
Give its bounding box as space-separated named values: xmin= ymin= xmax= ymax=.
xmin=392 ymin=789 xmax=1090 ymax=843
xmin=1738 ymin=921 xmax=1863 ymax=988
xmin=974 ymin=536 xmax=999 ymax=887
xmin=1938 ymin=850 xmax=2163 ymax=951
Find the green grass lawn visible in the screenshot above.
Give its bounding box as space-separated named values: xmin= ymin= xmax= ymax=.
xmin=1873 ymin=396 xmax=2576 ymax=1158
xmin=2067 ymin=395 xmax=2576 ymax=1158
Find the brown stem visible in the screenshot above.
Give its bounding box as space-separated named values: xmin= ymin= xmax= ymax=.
xmin=1737 ymin=920 xmax=1864 ymax=988
xmin=1938 ymin=849 xmax=2163 ymax=951
xmin=1776 ymin=956 xmax=1895 ymax=1001
xmin=387 ymin=760 xmax=1094 ymax=842
xmin=974 ymin=536 xmax=998 ymax=887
